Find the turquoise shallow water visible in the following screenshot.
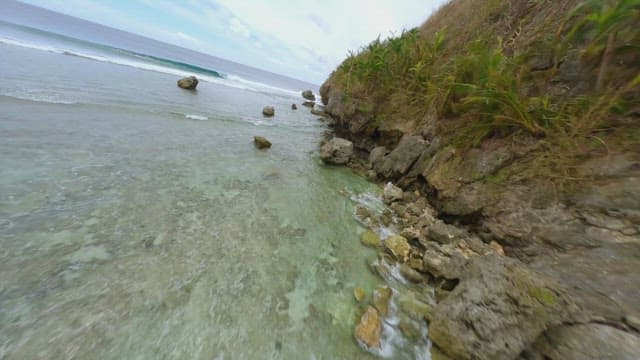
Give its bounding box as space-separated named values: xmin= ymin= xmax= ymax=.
xmin=0 ymin=38 xmax=417 ymax=358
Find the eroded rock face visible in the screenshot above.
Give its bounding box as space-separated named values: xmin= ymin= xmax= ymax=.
xmin=527 ymin=324 xmax=640 ymax=360
xmin=355 ymin=306 xmax=382 ymax=348
xmin=428 ymin=255 xmax=583 ymax=360
xmin=320 ymin=138 xmax=353 ymax=165
xmin=375 ymin=135 xmax=429 ymax=179
xmin=382 ymin=183 xmax=403 ymax=204
xmin=177 ymin=76 xmax=198 ymax=90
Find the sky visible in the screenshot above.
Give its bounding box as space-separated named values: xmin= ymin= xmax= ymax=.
xmin=20 ymin=0 xmax=450 ymax=84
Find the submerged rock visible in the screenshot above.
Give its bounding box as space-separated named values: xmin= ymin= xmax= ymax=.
xmin=302 ymin=100 xmax=315 ymax=108
xmin=384 ymin=235 xmax=411 ymax=262
xmin=355 ymin=306 xmax=382 ymax=348
xmin=262 ymin=106 xmax=275 ymax=117
xmin=302 ymin=90 xmax=316 ymax=101
xmin=373 ymin=285 xmax=393 ymax=317
xmin=291 ymin=103 xmax=297 ymax=110
xmin=254 ymin=136 xmax=272 ymax=149
xmin=320 ymin=137 xmax=353 ymax=165
xmin=177 ymin=76 xmax=198 ymax=90
xmin=310 ymin=107 xmax=327 ymax=116
xmin=360 ymin=230 xmax=381 ymax=247
xmin=354 ymin=287 xmax=367 ymax=302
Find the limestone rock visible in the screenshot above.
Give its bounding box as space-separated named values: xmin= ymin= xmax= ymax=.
xmin=369 ymin=146 xmax=388 ymax=169
xmin=177 ymin=76 xmax=198 ymax=90
xmin=427 ymin=220 xmax=465 ymax=244
xmin=375 ymin=135 xmax=428 ymax=179
xmin=302 ymin=90 xmax=316 ymax=101
xmin=398 ymin=291 xmax=433 ymax=322
xmin=428 ymin=255 xmax=583 ymax=360
xmin=253 ymin=136 xmax=272 ymax=149
xmin=355 ymin=306 xmax=382 ymax=348
xmin=382 ymin=183 xmax=403 ymax=204
xmin=373 ymin=285 xmax=393 ymax=317
xmin=528 ymin=323 xmax=640 ymax=360
xmin=384 ymin=235 xmax=410 ymax=262
xmin=320 ymin=138 xmax=353 ymax=165
xmin=262 ymin=106 xmax=275 ymax=117
xmin=360 ymin=230 xmax=381 ymax=247
xmin=399 ymin=263 xmax=425 ymax=283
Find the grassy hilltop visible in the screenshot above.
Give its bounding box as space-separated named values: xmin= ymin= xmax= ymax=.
xmin=322 ymin=0 xmax=639 ymax=185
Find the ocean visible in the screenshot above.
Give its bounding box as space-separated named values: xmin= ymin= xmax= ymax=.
xmin=0 ymin=3 xmax=429 ymax=359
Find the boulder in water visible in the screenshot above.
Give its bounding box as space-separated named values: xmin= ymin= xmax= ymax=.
xmin=177 ymin=76 xmax=198 ymax=90
xmin=254 ymin=136 xmax=272 ymax=149
xmin=320 ymin=137 xmax=353 ymax=165
xmin=291 ymin=103 xmax=298 ymax=110
xmin=355 ymin=306 xmax=382 ymax=348
xmin=302 ymin=101 xmax=315 ymax=108
xmin=262 ymin=106 xmax=275 ymax=117
xmin=302 ymin=90 xmax=316 ymax=101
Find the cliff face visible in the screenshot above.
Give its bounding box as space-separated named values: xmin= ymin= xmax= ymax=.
xmin=321 ymin=0 xmax=640 ymax=358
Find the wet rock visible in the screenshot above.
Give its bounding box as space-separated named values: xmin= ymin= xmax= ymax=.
xmin=302 ymin=100 xmax=315 ymax=108
xmin=354 ymin=287 xmax=366 ymax=302
xmin=355 ymin=306 xmax=382 ymax=348
xmin=399 ymin=263 xmax=425 ymax=283
xmin=177 ymin=75 xmax=198 ymax=90
xmin=375 ymin=135 xmax=428 ymax=179
xmin=398 ymin=291 xmax=433 ymax=322
xmin=384 ymin=235 xmax=410 ymax=262
xmin=262 ymin=106 xmax=275 ymax=117
xmin=422 ymin=244 xmax=467 ymax=280
xmin=399 ymin=318 xmax=421 ymax=340
xmin=360 ymin=230 xmax=381 ymax=247
xmin=310 ymin=107 xmax=327 ymax=116
xmin=429 ymin=254 xmax=583 ymax=360
xmin=291 ymin=103 xmax=297 ymax=110
xmin=527 ymin=323 xmax=640 ymax=360
xmin=302 ymin=90 xmax=316 ymax=101
xmin=382 ymin=183 xmax=403 ymax=204
xmin=373 ymin=285 xmax=393 ymax=317
xmin=253 ymin=136 xmax=272 ymax=149
xmin=320 ymin=137 xmax=353 ymax=165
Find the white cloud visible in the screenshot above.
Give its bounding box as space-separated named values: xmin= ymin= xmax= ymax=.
xmin=229 ymin=17 xmax=251 ymax=38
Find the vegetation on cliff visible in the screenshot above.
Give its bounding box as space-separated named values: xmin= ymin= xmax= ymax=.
xmin=324 ymin=0 xmax=639 ymax=184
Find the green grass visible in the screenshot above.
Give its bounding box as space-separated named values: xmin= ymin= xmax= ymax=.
xmin=325 ymin=0 xmax=639 ymax=184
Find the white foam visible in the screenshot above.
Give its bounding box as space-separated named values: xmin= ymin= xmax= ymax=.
xmin=0 ymin=35 xmax=302 ymax=97
xmin=185 ymin=114 xmax=208 ymax=121
xmin=0 ymin=89 xmax=77 ymax=105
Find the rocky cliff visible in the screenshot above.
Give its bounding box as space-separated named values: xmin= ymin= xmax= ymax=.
xmin=320 ymin=0 xmax=640 ymax=358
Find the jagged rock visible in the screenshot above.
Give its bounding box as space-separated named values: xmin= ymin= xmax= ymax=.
xmin=253 ymin=136 xmax=272 ymax=149
xmin=398 ymin=291 xmax=433 ymax=322
xmin=383 ymin=183 xmax=403 ymax=204
xmin=360 ymin=230 xmax=381 ymax=247
xmin=262 ymin=106 xmax=275 ymax=117
xmin=489 ymin=240 xmax=505 ymax=256
xmin=310 ymin=107 xmax=327 ymax=116
xmin=355 ymin=306 xmax=382 ymax=348
xmin=429 ymin=255 xmax=583 ymax=360
xmin=373 ymin=285 xmax=393 ymax=317
xmin=375 ymin=135 xmax=428 ymax=179
xmin=291 ymin=103 xmax=297 ymax=110
xmin=369 ymin=146 xmax=388 ymax=169
xmin=400 ymin=263 xmax=425 ymax=283
xmin=302 ymin=90 xmax=316 ymax=101
xmin=427 ymin=220 xmax=466 ymax=244
xmin=527 ymin=323 xmax=640 ymax=360
xmin=320 ymin=138 xmax=353 ymax=165
xmin=302 ymin=101 xmax=315 ymax=108
xmin=384 ymin=235 xmax=410 ymax=262
xmin=177 ymin=76 xmax=198 ymax=90
xmin=422 ymin=244 xmax=467 ymax=280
